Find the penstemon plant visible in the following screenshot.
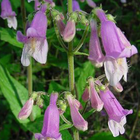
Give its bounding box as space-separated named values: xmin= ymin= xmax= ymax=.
xmin=0 ymin=0 xmax=138 ymax=139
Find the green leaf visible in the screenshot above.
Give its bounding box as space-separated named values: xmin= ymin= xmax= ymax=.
xmin=83 ymin=109 xmax=96 ymax=119
xmin=0 ymin=64 xmax=29 ymax=123
xmin=61 ymin=130 xmax=73 ymax=140
xmin=59 ymin=124 xmax=73 ymax=131
xmin=75 ymin=61 xmax=95 ymax=100
xmin=25 ymin=116 xmax=44 ymax=133
xmin=32 ymin=105 xmax=42 ymax=120
xmin=0 ymin=28 xmax=23 ymax=48
xmin=48 ymin=81 xmax=68 ymax=94
xmin=88 ymin=132 xmax=127 ymax=140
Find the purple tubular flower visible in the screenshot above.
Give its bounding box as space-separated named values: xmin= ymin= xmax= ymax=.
xmin=18 ymin=98 xmax=34 ymax=120
xmin=96 ymin=9 xmax=137 ymax=59
xmin=34 ymin=0 xmax=41 ymax=11
xmin=0 ymin=0 xmax=17 ymax=29
xmin=100 ymin=88 xmax=133 ymax=137
xmin=117 ymin=28 xmax=138 ymax=57
xmin=66 ymin=94 xmax=88 ymax=131
xmin=88 ymin=20 xmax=105 ymax=67
xmin=86 ymin=0 xmax=96 ymax=8
xmin=17 ymin=11 xmax=48 ymax=66
xmin=82 ymin=87 xmax=90 ymax=102
xmin=88 ymin=78 xmax=104 ymax=111
xmin=56 ymin=15 xmax=65 ymax=36
xmin=104 ymin=57 xmax=128 ymax=86
xmin=63 ymin=20 xmax=76 ymax=42
xmin=82 ymin=79 xmax=104 ymax=111
xmin=79 ymin=0 xmax=96 ymax=7
xmin=73 ymin=0 xmax=81 ymax=11
xmin=35 ymin=93 xmax=62 ymax=140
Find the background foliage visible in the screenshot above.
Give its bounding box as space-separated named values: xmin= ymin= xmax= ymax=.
xmin=0 ymin=0 xmax=140 ymax=140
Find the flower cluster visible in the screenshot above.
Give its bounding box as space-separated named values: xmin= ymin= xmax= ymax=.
xmin=11 ymin=0 xmax=137 ymax=139
xmin=89 ymin=8 xmax=138 ymax=86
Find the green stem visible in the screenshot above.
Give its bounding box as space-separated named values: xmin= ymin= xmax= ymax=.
xmin=20 ymin=0 xmax=34 ymax=121
xmin=67 ymin=0 xmax=79 ymax=140
xmin=68 ymin=0 xmax=72 ymax=13
xmin=67 ymin=51 xmax=74 ymax=94
xmin=27 ymin=59 xmax=34 ymax=121
xmin=73 ymin=25 xmax=89 ymax=52
xmin=60 ymin=114 xmax=72 ymax=125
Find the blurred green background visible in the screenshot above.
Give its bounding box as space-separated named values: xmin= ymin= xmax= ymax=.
xmin=0 ymin=0 xmax=140 ymax=140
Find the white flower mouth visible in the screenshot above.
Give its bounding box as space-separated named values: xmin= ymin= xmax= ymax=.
xmin=108 ymin=116 xmax=126 ymax=137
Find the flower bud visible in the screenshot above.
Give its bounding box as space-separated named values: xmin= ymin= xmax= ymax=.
xmin=63 ymin=20 xmax=76 ymax=42
xmin=18 ymin=98 xmax=34 ymax=120
xmin=36 ymin=98 xmax=44 ymax=108
xmin=99 ymin=85 xmax=106 ymax=91
xmin=106 ymin=14 xmax=116 ymax=23
xmin=60 ymin=104 xmax=67 ymax=112
xmin=56 ymin=18 xmax=65 ymax=36
xmin=70 ymin=12 xmax=78 ymax=22
xmin=80 ymin=15 xmax=89 ymax=25
xmin=58 ymin=100 xmax=64 ymax=105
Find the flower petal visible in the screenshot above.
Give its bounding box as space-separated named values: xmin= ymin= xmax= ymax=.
xmin=17 ymin=31 xmax=28 ymax=43
xmin=32 ymin=39 xmax=48 ymax=64
xmin=21 ymin=44 xmax=31 ymax=66
xmin=104 ymin=57 xmax=123 ymax=86
xmin=7 ymin=16 xmax=17 ymax=30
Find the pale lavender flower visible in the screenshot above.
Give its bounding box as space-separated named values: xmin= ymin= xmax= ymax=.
xmin=82 ymin=78 xmax=104 ymax=111
xmin=117 ymin=28 xmax=138 ymax=58
xmin=0 ymin=0 xmax=17 ymax=29
xmin=57 ymin=20 xmax=65 ymax=36
xmin=120 ymin=0 xmax=126 ymax=3
xmin=90 ymin=78 xmax=104 ymax=111
xmin=66 ymin=94 xmax=88 ymax=131
xmin=35 ymin=93 xmax=62 ymax=140
xmin=100 ymin=88 xmax=133 ymax=137
xmin=63 ymin=20 xmax=76 ymax=42
xmin=73 ymin=0 xmax=81 ymax=11
xmin=17 ymin=11 xmax=48 ymax=66
xmin=34 ymin=0 xmax=41 ymax=11
xmin=56 ymin=14 xmax=65 ymax=36
xmin=86 ymin=0 xmax=96 ymax=8
xmin=88 ymin=19 xmax=104 ymax=67
xmin=80 ymin=0 xmax=96 ymax=7
xmin=82 ymin=87 xmax=90 ymax=102
xmin=104 ymin=57 xmax=128 ymax=86
xmin=95 ymin=8 xmax=137 ymax=59
xmin=18 ymin=98 xmax=34 ymax=120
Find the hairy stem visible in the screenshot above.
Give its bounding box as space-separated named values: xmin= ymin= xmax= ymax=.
xmin=67 ymin=0 xmax=79 ymax=140
xmin=21 ymin=0 xmax=34 ymax=121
